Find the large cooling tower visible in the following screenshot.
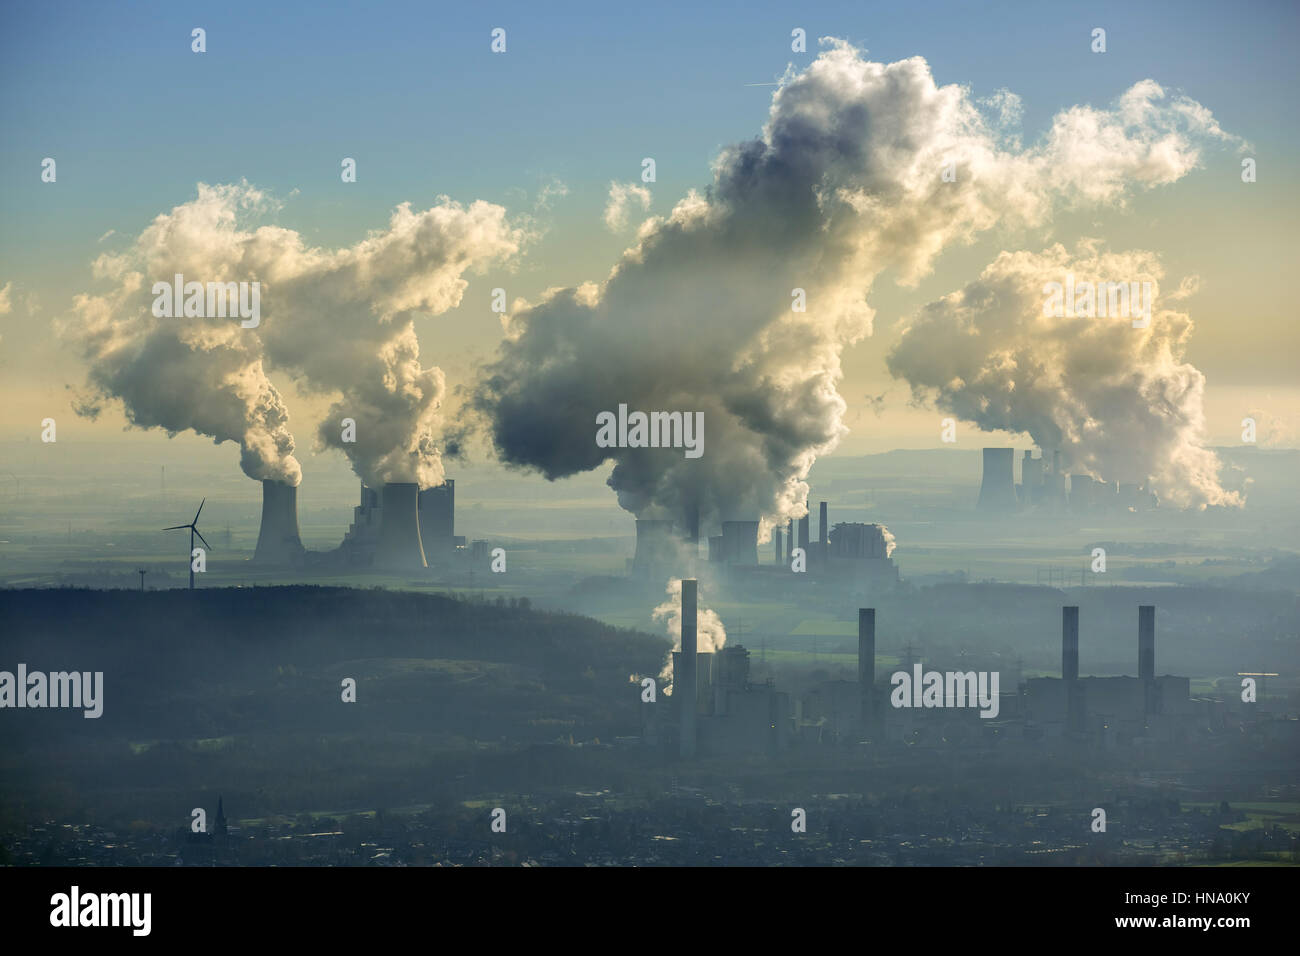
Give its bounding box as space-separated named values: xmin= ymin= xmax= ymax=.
xmin=634 ymin=519 xmax=678 ymax=573
xmin=374 ymin=482 xmax=427 ymax=570
xmin=977 ymin=447 xmax=1018 ymax=511
xmin=418 ymin=480 xmax=454 ymax=559
xmin=720 ymin=520 xmax=759 ymax=565
xmin=253 ymin=479 xmax=306 ymax=564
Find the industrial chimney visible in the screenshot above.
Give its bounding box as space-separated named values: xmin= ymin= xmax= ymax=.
xmin=859 ymin=607 xmax=875 ymax=726
xmin=773 ymin=528 xmax=783 ymax=565
xmin=1063 ymin=605 xmax=1083 ymax=733
xmin=819 ymin=501 xmax=828 ymax=564
xmin=1062 ymin=606 xmax=1079 ymax=682
xmin=1138 ymin=605 xmax=1155 ymax=680
xmin=253 ymin=479 xmax=306 ymax=564
xmin=978 ymin=448 xmax=1018 ymax=510
xmin=679 ymin=579 xmax=698 ymax=759
xmin=374 ymin=482 xmax=427 ymax=570
xmin=798 ymin=514 xmax=810 ymax=553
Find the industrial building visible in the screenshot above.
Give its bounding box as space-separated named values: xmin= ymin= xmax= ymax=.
xmin=1024 ymin=605 xmax=1194 ymax=746
xmin=335 ymin=479 xmax=458 ymax=570
xmin=976 ymin=446 xmax=1159 ymax=513
xmin=649 ymin=579 xmax=792 ymax=758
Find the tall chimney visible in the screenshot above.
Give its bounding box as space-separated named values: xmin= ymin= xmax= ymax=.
xmin=798 ymin=514 xmax=810 ymax=553
xmin=253 ymin=479 xmax=306 ymax=565
xmin=374 ymin=482 xmax=427 ymax=570
xmin=1138 ymin=605 xmax=1155 ymax=680
xmin=819 ymin=501 xmax=828 ymax=564
xmin=774 ymin=528 xmax=783 ymax=565
xmin=977 ymin=447 xmax=1018 ymax=511
xmin=679 ymin=579 xmax=698 ymax=759
xmin=1062 ymin=606 xmax=1079 ymax=681
xmin=858 ymin=608 xmax=875 ymax=726
xmin=786 ymin=519 xmax=794 ymax=563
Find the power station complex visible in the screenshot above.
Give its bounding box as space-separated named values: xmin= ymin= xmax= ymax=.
xmin=631 ymin=500 xmax=899 ymax=587
xmin=646 ymin=582 xmax=1257 ymax=760
xmin=978 ymin=447 xmax=1159 ymax=513
xmin=251 ymin=478 xmax=458 ymax=570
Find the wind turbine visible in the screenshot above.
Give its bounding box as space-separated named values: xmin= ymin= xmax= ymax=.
xmin=164 ymin=498 xmax=211 ymax=590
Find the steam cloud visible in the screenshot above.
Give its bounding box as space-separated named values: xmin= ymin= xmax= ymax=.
xmin=887 ymin=242 xmax=1241 ymax=509
xmin=651 ymin=577 xmax=727 ymax=695
xmin=69 ymin=182 xmax=523 ymax=489
xmin=68 ymin=185 xmax=301 ymax=485
xmin=474 ymin=40 xmax=1237 ymax=535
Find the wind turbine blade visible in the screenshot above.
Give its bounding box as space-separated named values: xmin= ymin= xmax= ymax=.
xmin=162 ymin=524 xmax=188 ymax=531
xmin=194 ymin=528 xmax=212 ymax=550
xmin=193 ymin=498 xmax=206 ymax=524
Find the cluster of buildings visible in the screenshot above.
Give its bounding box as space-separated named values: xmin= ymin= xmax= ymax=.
xmin=978 ymin=447 xmax=1159 ymax=513
xmin=647 ymin=582 xmax=1279 ymax=759
xmin=251 ymin=477 xmax=474 ymax=571
xmin=631 ymin=500 xmax=899 ymax=588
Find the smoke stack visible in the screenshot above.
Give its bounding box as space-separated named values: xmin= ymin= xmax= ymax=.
xmin=774 ymin=528 xmax=783 ymax=565
xmin=1062 ymin=606 xmax=1079 ymax=681
xmin=253 ymin=479 xmax=305 ymax=564
xmin=374 ymin=482 xmax=427 ymax=570
xmin=978 ymin=447 xmax=1018 ymax=510
xmin=679 ymin=579 xmax=698 ymax=759
xmin=819 ymin=501 xmax=828 ymax=543
xmin=786 ymin=519 xmax=794 ymax=563
xmin=859 ymin=608 xmax=875 ymax=726
xmin=798 ymin=514 xmax=810 ymax=553
xmin=1138 ymin=605 xmax=1155 ymax=680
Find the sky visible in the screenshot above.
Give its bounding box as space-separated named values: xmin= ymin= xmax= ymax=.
xmin=1 ymin=0 xmax=1297 ymax=477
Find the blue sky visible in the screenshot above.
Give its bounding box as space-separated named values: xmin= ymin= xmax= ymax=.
xmin=1 ymin=0 xmax=1297 ymax=451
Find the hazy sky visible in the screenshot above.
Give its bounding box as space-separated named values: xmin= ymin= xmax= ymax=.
xmin=1 ymin=0 xmax=1296 ymax=470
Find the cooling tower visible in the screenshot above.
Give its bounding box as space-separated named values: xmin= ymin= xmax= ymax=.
xmin=253 ymin=479 xmax=306 ymax=564
xmin=374 ymin=482 xmax=427 ymax=570
xmin=417 ymin=480 xmax=454 ymax=559
xmin=679 ymin=579 xmax=698 ymax=759
xmin=720 ymin=520 xmax=759 ymax=565
xmin=1069 ymin=474 xmax=1095 ymax=511
xmin=634 ymin=519 xmax=678 ymax=573
xmin=977 ymin=447 xmax=1018 ymax=510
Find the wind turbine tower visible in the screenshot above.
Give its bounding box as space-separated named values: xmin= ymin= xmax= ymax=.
xmin=164 ymin=498 xmax=211 ymax=591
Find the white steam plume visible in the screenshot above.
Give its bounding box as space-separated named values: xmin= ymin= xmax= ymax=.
xmin=886 ymin=242 xmax=1242 ymax=509
xmin=474 ymin=40 xmax=1238 ymax=535
xmin=651 ymin=577 xmax=727 ymax=695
